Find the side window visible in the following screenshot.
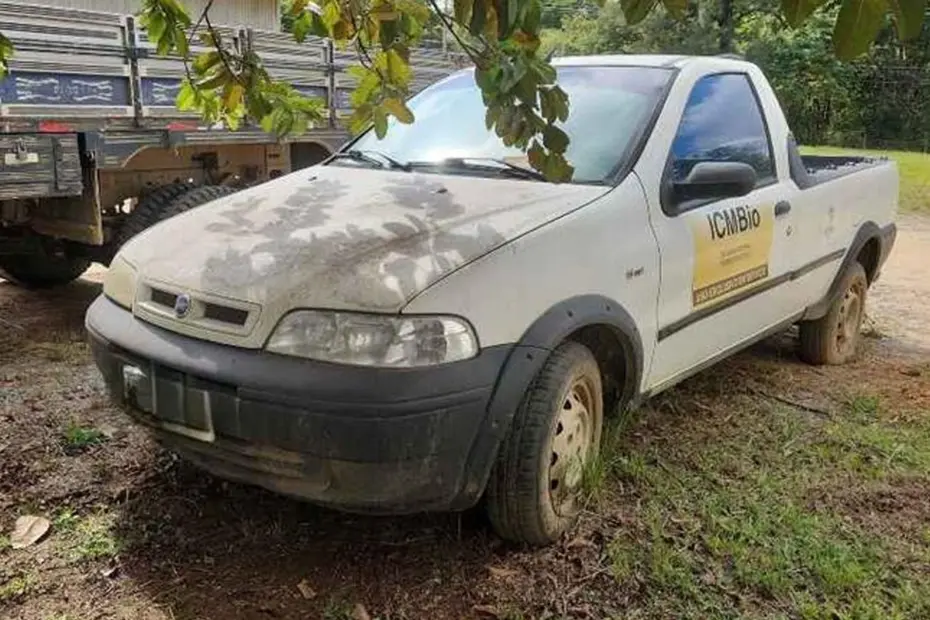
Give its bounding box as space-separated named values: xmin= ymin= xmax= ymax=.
xmin=669 ymin=73 xmax=775 ymax=187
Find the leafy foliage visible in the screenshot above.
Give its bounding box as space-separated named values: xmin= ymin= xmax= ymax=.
xmin=1 ymin=0 xmax=930 ymax=180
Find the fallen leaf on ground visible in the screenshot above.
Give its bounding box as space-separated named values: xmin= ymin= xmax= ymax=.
xmin=473 ymin=605 xmax=503 ymax=618
xmin=296 ymin=579 xmax=316 ymax=600
xmin=10 ymin=515 xmax=50 ymax=549
xmin=352 ymin=603 xmax=371 ymax=620
xmin=565 ymin=536 xmax=596 ymax=549
xmin=487 ymin=565 xmax=519 ymax=579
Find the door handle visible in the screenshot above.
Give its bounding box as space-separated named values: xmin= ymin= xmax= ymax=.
xmin=774 ymin=201 xmax=792 ymax=217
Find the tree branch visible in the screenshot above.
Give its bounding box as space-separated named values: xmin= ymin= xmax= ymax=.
xmin=425 ymin=0 xmax=485 ymax=67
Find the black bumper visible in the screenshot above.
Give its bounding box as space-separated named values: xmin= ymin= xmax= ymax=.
xmin=86 ymin=296 xmax=516 ymax=513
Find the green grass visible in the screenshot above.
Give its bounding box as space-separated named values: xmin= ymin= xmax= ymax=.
xmin=51 ymin=510 xmax=120 ymax=562
xmin=597 ymin=392 xmax=930 ymax=619
xmin=802 ymin=145 xmax=930 ymax=213
xmin=61 ymin=422 xmax=107 ymax=453
xmin=0 ymin=574 xmax=32 ymax=601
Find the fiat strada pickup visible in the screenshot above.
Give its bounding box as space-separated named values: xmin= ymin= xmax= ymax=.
xmin=86 ymin=54 xmax=898 ymax=545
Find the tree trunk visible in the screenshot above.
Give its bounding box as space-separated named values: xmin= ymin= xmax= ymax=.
xmin=718 ymin=0 xmax=734 ymax=53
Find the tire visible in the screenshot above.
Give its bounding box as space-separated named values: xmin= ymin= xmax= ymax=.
xmin=163 ymin=185 xmax=239 ymax=219
xmin=799 ymin=261 xmax=869 ymax=365
xmin=115 ymin=181 xmax=196 ymax=247
xmin=486 ymin=341 xmax=604 ymax=545
xmin=0 ymin=250 xmax=90 ymax=289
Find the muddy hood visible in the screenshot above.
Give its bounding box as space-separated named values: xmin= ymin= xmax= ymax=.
xmin=120 ymin=165 xmax=607 ymax=316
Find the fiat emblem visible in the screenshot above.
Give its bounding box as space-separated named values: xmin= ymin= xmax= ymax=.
xmin=174 ymin=293 xmax=192 ymax=318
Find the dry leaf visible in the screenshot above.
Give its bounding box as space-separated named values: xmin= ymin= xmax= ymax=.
xmin=565 ymin=536 xmax=596 ymax=550
xmin=351 ymin=603 xmax=371 ymax=620
xmin=10 ymin=515 xmax=50 ymax=549
xmin=296 ymin=579 xmax=316 ymax=600
xmin=487 ymin=565 xmax=519 ymax=579
xmin=473 ymin=605 xmax=503 ymax=618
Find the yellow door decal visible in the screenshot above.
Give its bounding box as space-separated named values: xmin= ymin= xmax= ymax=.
xmin=690 ymin=203 xmax=774 ymax=308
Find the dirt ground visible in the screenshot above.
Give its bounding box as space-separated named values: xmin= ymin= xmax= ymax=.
xmin=1 ymin=217 xmax=928 ymax=620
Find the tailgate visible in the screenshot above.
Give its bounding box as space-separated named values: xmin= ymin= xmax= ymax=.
xmin=0 ymin=133 xmax=83 ymax=200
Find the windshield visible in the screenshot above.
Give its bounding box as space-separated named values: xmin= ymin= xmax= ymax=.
xmin=341 ymin=65 xmax=673 ymax=184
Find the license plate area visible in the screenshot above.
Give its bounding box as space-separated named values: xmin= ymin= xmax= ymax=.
xmin=120 ymin=359 xmax=216 ymax=443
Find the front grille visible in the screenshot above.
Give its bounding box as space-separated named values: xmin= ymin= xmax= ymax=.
xmin=204 ymin=303 xmax=249 ymax=326
xmin=143 ymin=285 xmax=252 ymax=330
xmin=150 ymin=287 xmax=178 ymax=308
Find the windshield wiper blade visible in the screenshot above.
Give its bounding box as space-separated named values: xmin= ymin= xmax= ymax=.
xmin=408 ymin=157 xmax=547 ymax=181
xmin=331 ymin=149 xmax=410 ymax=171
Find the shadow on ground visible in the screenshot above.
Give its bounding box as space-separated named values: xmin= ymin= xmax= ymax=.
xmin=112 ymin=458 xmax=503 ymax=619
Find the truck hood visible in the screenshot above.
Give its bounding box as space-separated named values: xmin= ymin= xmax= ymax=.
xmin=121 ymin=165 xmax=607 ymax=324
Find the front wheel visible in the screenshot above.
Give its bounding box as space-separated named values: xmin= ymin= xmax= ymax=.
xmin=486 ymin=341 xmax=603 ymax=545
xmin=799 ymin=261 xmax=868 ymax=365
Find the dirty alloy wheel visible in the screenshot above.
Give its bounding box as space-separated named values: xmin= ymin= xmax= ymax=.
xmin=486 ymin=341 xmax=603 ymax=545
xmin=799 ymin=261 xmax=868 ymax=365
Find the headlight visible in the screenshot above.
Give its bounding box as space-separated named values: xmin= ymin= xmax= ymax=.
xmin=265 ymin=310 xmax=479 ymax=367
xmin=103 ymin=255 xmax=138 ymax=309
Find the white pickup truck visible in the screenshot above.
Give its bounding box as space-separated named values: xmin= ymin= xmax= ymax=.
xmin=86 ymin=54 xmax=898 ymax=545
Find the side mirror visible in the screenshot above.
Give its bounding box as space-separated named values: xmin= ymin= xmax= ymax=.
xmin=672 ymin=161 xmax=757 ymax=204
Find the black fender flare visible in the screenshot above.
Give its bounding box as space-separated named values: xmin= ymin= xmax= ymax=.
xmin=802 ymin=221 xmax=888 ymax=321
xmin=450 ymin=294 xmax=644 ymax=509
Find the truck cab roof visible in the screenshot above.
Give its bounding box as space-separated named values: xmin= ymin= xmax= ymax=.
xmin=550 ymin=53 xmax=758 ymax=72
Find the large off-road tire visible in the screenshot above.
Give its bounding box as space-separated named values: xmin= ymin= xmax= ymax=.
xmin=486 ymin=341 xmax=604 ymax=545
xmin=115 ymin=181 xmax=196 ymax=247
xmin=163 ymin=185 xmax=239 ymax=219
xmin=0 ymin=250 xmax=90 ymax=288
xmin=799 ymin=261 xmax=869 ymax=365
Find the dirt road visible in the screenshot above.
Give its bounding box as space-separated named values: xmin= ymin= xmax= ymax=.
xmin=1 ymin=219 xmax=928 ymax=619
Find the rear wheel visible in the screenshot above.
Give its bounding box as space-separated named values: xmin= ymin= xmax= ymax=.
xmin=799 ymin=261 xmax=868 ymax=365
xmin=114 ymin=181 xmax=196 ymax=247
xmin=164 ymin=185 xmax=239 ymax=219
xmin=0 ymin=248 xmax=90 ymax=288
xmin=486 ymin=341 xmax=603 ymax=545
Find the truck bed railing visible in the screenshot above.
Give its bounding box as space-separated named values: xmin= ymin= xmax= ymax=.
xmin=0 ymin=1 xmax=467 ymax=132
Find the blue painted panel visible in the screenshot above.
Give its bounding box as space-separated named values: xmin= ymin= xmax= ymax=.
xmin=294 ymin=85 xmax=328 ymax=100
xmin=335 ymin=88 xmax=352 ymax=108
xmin=141 ymin=77 xmax=182 ymax=106
xmin=0 ymin=71 xmax=130 ymax=106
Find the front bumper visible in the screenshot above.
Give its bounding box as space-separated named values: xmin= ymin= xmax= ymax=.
xmin=86 ymin=296 xmax=512 ymax=513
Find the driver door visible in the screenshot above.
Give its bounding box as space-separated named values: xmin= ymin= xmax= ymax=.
xmin=644 ymin=72 xmax=800 ymax=390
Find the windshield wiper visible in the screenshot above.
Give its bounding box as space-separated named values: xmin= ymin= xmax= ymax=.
xmin=331 ymin=149 xmax=411 ymax=171
xmin=408 ymin=157 xmax=547 ymax=182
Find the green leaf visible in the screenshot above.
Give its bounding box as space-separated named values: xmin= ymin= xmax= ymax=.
xmin=176 ymin=80 xmax=197 ymax=109
xmin=888 ymin=0 xmax=925 ymax=39
xmin=523 ymin=0 xmax=541 ymax=33
xmin=781 ymin=0 xmax=828 ymax=26
xmin=454 ymin=0 xmax=473 ymax=24
xmin=293 ymin=12 xmax=312 ymax=42
xmin=833 ymin=0 xmax=889 ymax=59
xmin=527 ymin=140 xmax=546 ymax=170
xmin=383 ymin=97 xmax=414 ymax=123
xmin=373 ymin=106 xmax=389 ymax=138
xmin=661 ymin=0 xmax=688 ymax=19
xmin=543 ymin=125 xmax=569 ymax=152
xmin=147 ymin=13 xmax=167 ymax=42
xmin=192 ymin=51 xmax=221 ymax=74
xmin=223 ymin=82 xmax=245 ymax=110
xmin=620 ymin=0 xmax=659 ymax=25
